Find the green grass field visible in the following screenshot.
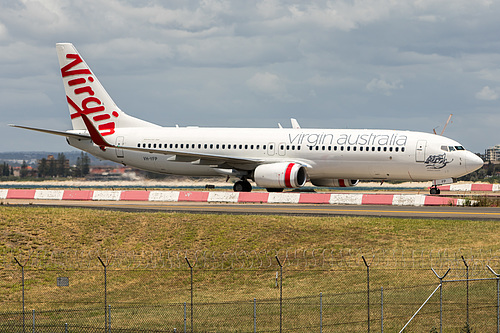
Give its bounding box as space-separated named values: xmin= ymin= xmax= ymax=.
xmin=1 ymin=206 xmax=499 ymax=332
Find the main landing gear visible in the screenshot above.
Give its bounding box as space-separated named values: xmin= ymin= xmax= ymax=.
xmin=429 ymin=186 xmax=441 ymax=195
xmin=233 ymin=180 xmax=252 ymax=192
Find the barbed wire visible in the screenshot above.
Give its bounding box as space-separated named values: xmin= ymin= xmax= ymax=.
xmin=1 ymin=247 xmax=500 ymax=272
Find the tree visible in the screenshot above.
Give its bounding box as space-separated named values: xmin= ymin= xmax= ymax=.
xmin=38 ymin=158 xmax=47 ymax=178
xmin=74 ymin=152 xmax=91 ymax=177
xmin=57 ymin=153 xmax=67 ymax=177
xmin=20 ymin=160 xmax=29 ymax=178
xmin=2 ymin=162 xmax=9 ymax=177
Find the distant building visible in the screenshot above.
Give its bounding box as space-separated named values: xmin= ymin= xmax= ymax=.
xmin=485 ymin=145 xmax=500 ymax=162
xmin=87 ymin=166 xmax=140 ymax=181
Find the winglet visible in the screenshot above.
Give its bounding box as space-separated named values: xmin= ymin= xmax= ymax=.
xmin=79 ymin=112 xmax=113 ymax=151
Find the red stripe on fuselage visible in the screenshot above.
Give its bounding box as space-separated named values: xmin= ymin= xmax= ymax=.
xmin=285 ymin=163 xmax=294 ymax=188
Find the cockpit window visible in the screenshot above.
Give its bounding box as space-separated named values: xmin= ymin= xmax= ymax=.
xmin=441 ymin=146 xmax=449 ymax=152
xmin=455 ymin=146 xmax=465 ymax=150
xmin=448 ymin=146 xmax=456 ymax=151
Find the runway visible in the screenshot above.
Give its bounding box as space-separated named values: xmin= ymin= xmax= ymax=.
xmin=4 ymin=199 xmax=500 ymax=220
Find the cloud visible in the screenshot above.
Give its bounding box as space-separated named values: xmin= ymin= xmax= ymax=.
xmin=246 ymin=72 xmax=297 ymax=102
xmin=475 ymin=86 xmax=499 ymax=100
xmin=366 ymin=78 xmax=403 ymax=96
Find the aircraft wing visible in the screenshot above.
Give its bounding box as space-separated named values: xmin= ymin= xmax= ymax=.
xmin=116 ymin=144 xmax=265 ymax=165
xmin=9 ymin=124 xmax=90 ymax=140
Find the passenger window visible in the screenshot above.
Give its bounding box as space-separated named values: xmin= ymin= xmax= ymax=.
xmin=378 ymin=147 xmax=381 ymax=151
xmin=341 ymin=146 xmax=344 ymax=151
xmin=210 ymin=144 xmax=213 ymax=149
xmin=251 ymin=145 xmax=254 ymax=149
xmin=245 ymin=145 xmax=248 ymax=149
xmin=322 ymin=146 xmax=325 ymax=151
xmin=389 ymin=147 xmax=393 ymax=152
xmin=360 ymin=147 xmax=363 ymax=151
xmin=353 ymin=147 xmax=356 ymax=151
xmin=137 ymin=143 xmax=141 ymax=147
xmin=347 ymin=146 xmax=350 ymax=151
xmin=154 ymin=144 xmax=157 ymax=148
xmin=216 ymin=144 xmax=219 ymax=149
xmin=402 ymin=147 xmax=405 ymax=152
xmin=142 ymin=143 xmax=146 ymax=148
xmin=256 ymin=145 xmax=260 ymax=149
xmin=395 ymin=147 xmax=399 ymax=152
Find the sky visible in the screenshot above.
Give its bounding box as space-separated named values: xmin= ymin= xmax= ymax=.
xmin=1 ymin=0 xmax=499 ymax=153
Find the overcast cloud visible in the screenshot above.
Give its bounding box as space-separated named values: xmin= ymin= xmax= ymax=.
xmin=1 ymin=0 xmax=499 ymax=153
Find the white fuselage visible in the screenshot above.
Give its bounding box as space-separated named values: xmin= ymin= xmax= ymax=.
xmin=68 ymin=126 xmax=481 ymax=183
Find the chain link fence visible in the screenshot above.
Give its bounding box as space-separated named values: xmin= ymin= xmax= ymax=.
xmin=1 ymin=250 xmax=500 ymax=332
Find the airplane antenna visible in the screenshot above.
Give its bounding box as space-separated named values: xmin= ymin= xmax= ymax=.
xmin=440 ymin=114 xmax=453 ymax=135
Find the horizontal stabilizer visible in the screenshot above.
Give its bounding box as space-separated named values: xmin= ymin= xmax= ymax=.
xmin=9 ymin=124 xmax=90 ymax=140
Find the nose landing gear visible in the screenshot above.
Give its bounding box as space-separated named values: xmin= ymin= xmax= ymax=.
xmin=429 ymin=186 xmax=441 ymax=195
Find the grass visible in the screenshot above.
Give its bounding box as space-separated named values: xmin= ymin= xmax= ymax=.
xmin=1 ymin=206 xmax=500 ymax=332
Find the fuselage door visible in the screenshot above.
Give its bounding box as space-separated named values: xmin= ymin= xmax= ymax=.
xmin=115 ymin=136 xmax=124 ymax=158
xmin=415 ymin=140 xmax=426 ymax=162
xmin=278 ymin=142 xmax=286 ymax=156
xmin=267 ymin=142 xmax=275 ymax=156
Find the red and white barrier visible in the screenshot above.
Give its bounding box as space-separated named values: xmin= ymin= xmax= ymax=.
xmin=0 ymin=189 xmax=468 ymax=206
xmin=438 ymin=183 xmax=499 ymax=192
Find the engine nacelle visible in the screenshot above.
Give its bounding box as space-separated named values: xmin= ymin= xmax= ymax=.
xmin=254 ymin=162 xmax=307 ymax=189
xmin=310 ymin=179 xmax=359 ymax=187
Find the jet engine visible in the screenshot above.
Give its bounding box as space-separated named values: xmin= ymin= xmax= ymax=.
xmin=310 ymin=179 xmax=359 ymax=187
xmin=253 ymin=162 xmax=307 ymax=189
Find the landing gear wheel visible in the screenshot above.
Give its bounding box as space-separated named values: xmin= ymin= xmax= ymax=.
xmin=233 ymin=180 xmax=252 ymax=192
xmin=430 ymin=187 xmax=440 ymax=195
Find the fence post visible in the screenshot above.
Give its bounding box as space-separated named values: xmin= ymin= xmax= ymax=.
xmin=185 ymin=257 xmax=194 ymax=333
xmin=275 ymin=255 xmax=283 ymax=333
xmin=14 ymin=256 xmax=30 ymax=333
xmin=431 ymin=268 xmax=451 ymax=333
xmin=108 ymin=304 xmax=111 ymax=333
xmin=487 ymin=265 xmax=500 ymax=333
xmin=461 ymin=256 xmax=469 ymax=326
xmin=98 ymin=256 xmax=109 ymax=333
xmin=362 ymin=255 xmax=374 ymax=333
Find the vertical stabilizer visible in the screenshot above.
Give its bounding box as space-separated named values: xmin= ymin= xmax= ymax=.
xmin=56 ymin=43 xmax=158 ymax=135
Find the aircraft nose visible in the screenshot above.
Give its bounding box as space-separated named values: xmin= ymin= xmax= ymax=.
xmin=465 ymin=152 xmax=484 ymax=173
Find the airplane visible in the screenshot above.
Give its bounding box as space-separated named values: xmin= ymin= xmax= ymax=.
xmin=11 ymin=43 xmax=484 ymax=195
